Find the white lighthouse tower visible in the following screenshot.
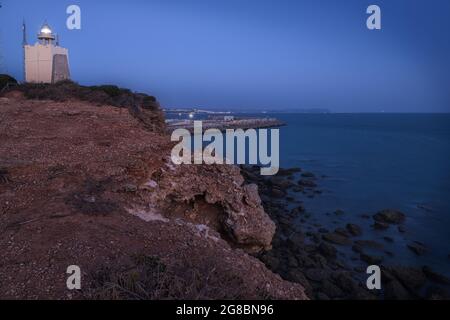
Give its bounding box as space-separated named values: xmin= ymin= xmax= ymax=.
xmin=24 ymin=22 xmax=70 ymax=83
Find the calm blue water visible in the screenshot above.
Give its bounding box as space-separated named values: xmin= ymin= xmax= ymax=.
xmin=271 ymin=113 xmax=450 ymax=276
xmin=167 ymin=111 xmax=450 ymax=275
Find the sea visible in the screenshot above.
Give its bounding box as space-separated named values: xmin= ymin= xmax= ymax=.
xmin=167 ymin=112 xmax=450 ymax=277
xmin=267 ymin=113 xmax=450 ymax=277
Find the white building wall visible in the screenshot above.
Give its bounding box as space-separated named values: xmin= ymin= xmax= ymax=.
xmin=24 ymin=44 xmax=70 ymax=83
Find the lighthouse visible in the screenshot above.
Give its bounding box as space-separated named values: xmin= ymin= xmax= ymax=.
xmin=23 ymin=22 xmax=71 ymax=83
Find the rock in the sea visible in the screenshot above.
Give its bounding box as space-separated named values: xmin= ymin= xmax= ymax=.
xmin=346 ymin=223 xmax=362 ymax=236
xmin=334 ymin=209 xmax=345 ymax=215
xmin=301 ymin=171 xmax=316 ymax=178
xmin=354 ymin=240 xmax=384 ymax=250
xmin=312 ymin=253 xmax=328 ymax=268
xmin=287 ymin=232 xmax=305 ymax=247
xmin=288 ymin=255 xmax=299 ymax=268
xmin=381 ymin=267 xmax=396 ymax=282
xmin=334 ymin=227 xmax=350 ymax=237
xmin=383 ymin=236 xmax=394 ymax=243
xmin=321 ymin=280 xmax=344 ymax=299
xmin=290 ymin=205 xmax=305 ymax=215
xmin=353 ymin=266 xmax=365 ymax=273
xmin=318 ymin=242 xmax=337 ymax=259
xmin=332 ymin=272 xmax=358 ymax=294
xmin=322 ymin=232 xmax=352 ymax=245
xmin=407 ymin=242 xmax=426 ymax=256
xmin=384 ymin=279 xmax=413 ymax=300
xmin=270 ymin=177 xmax=294 ymax=189
xmin=373 ymin=209 xmax=405 ymax=224
xmin=296 ymin=253 xmax=317 ymax=268
xmin=240 ymin=169 xmax=260 ymax=183
xmin=310 ymin=233 xmax=321 ymax=243
xmin=305 ymin=268 xmax=330 ymax=282
xmin=384 ymin=251 xmax=394 ymax=257
xmin=387 ymin=266 xmax=426 ymax=290
xmin=298 ymin=179 xmax=317 ymax=188
xmin=277 ymin=216 xmax=292 ymax=227
xmin=270 ymin=187 xmax=286 ymax=198
xmin=315 ymin=292 xmax=330 ymax=300
xmin=277 ymin=167 xmax=302 ymax=176
xmin=360 ymin=253 xmax=383 ymax=265
xmin=422 ymin=266 xmax=450 ymax=285
xmin=398 ymin=225 xmax=406 ymax=233
xmin=287 ymin=270 xmax=311 ymax=290
xmin=373 ymin=221 xmax=389 ymax=230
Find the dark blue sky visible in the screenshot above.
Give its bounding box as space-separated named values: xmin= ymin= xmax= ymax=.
xmin=1 ymin=0 xmax=449 ymax=112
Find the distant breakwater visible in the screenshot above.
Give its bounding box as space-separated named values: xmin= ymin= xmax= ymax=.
xmin=166 ymin=118 xmax=285 ymax=133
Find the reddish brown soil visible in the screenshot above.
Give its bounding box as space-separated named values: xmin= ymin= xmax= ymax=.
xmin=0 ymin=93 xmax=307 ymax=300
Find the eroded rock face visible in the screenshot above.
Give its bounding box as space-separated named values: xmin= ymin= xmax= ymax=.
xmin=139 ymin=162 xmax=276 ymax=252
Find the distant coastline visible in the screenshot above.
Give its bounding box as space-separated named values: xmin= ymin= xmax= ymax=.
xmin=164 ymin=107 xmax=331 ymax=115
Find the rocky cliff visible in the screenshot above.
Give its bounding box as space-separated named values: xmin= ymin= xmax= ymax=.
xmin=0 ymin=89 xmax=306 ymax=299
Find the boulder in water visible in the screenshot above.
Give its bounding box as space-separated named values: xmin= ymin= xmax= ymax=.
xmin=346 ymin=223 xmax=362 ymax=236
xmin=373 ymin=209 xmax=405 ymax=224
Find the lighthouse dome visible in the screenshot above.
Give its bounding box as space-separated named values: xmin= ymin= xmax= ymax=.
xmin=38 ymin=23 xmax=55 ymax=41
xmin=40 ymin=24 xmax=52 ymax=34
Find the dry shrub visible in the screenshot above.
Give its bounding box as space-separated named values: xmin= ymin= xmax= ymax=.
xmin=85 ymin=253 xmax=268 ymax=300
xmin=0 ymin=167 xmax=11 ymax=184
xmin=16 ymin=80 xmax=158 ymax=109
xmin=0 ymin=74 xmax=18 ymax=92
xmin=64 ymin=178 xmax=119 ymax=216
xmin=1 ymin=76 xmax=161 ymax=114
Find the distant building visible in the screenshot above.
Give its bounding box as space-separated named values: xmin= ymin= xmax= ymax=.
xmin=23 ymin=23 xmax=70 ymax=83
xmin=207 ymin=115 xmax=235 ymax=121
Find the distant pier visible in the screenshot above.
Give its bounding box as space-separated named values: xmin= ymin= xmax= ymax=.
xmin=166 ymin=118 xmax=285 ymax=133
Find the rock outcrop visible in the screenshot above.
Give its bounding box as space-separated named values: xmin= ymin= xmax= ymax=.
xmin=373 ymin=209 xmax=406 ymax=224
xmin=140 ymin=163 xmax=276 ymax=252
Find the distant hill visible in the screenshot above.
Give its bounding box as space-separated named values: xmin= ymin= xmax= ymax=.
xmin=164 ymin=107 xmax=331 ymax=114
xmin=261 ymin=108 xmax=331 ymax=114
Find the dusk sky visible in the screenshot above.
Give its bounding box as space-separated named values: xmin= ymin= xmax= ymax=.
xmin=0 ymin=0 xmax=449 ymax=112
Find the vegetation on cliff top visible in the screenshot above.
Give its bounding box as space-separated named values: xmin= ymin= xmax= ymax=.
xmin=15 ymin=80 xmax=159 ymax=110
xmin=1 ymin=79 xmax=166 ymax=132
xmin=0 ymin=74 xmax=18 ymax=91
